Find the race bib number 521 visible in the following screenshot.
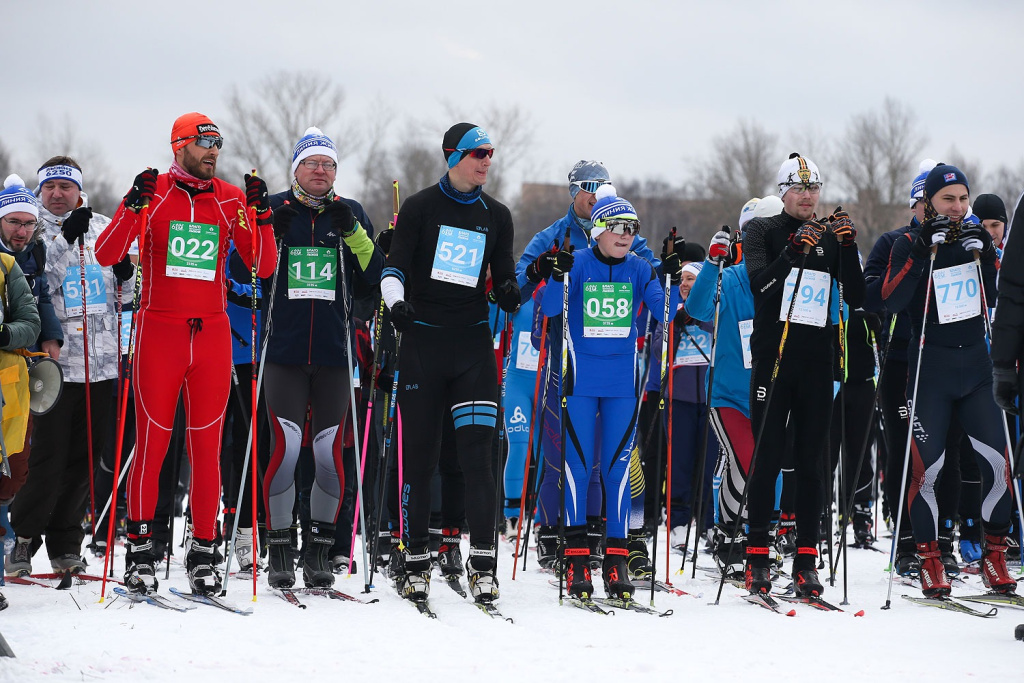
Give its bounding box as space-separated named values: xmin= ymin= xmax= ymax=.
xmin=431 ymin=225 xmax=485 ymax=287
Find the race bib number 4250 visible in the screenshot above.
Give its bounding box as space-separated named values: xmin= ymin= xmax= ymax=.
xmin=431 ymin=225 xmax=485 ymax=287
xmin=166 ymin=221 xmax=219 ymax=281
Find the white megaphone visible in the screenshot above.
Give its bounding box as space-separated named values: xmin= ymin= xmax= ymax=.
xmin=28 ymin=357 xmax=63 ymax=415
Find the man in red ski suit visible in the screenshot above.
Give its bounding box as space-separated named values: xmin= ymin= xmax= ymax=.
xmin=96 ymin=112 xmax=276 ymax=594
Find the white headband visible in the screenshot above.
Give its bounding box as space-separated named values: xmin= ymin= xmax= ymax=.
xmin=37 ymin=164 xmax=83 ymax=190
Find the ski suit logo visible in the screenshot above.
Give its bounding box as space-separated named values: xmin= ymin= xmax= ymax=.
xmin=509 ymin=406 xmax=527 ymax=424
xmin=756 ymin=386 xmax=767 ymax=401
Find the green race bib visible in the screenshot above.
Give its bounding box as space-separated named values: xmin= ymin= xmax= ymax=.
xmin=166 ymin=221 xmax=219 ymax=281
xmin=288 ymin=247 xmax=337 ymax=300
xmin=583 ymin=282 xmax=633 ymax=338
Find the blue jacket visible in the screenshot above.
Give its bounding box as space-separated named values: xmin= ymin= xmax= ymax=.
xmin=541 ymin=246 xmax=677 ymax=397
xmin=516 ymin=205 xmax=659 ymax=303
xmin=263 ymin=190 xmax=383 ymax=366
xmin=489 ymin=295 xmax=538 ymax=380
xmin=0 ymin=237 xmax=62 ymax=349
xmin=645 ymin=313 xmax=713 ymax=404
xmin=226 ymin=243 xmax=261 ymax=366
xmin=684 ymin=260 xmax=754 ymax=417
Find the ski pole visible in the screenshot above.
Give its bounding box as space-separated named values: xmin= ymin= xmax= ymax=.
xmin=100 ymin=197 xmax=149 ymax=603
xmin=512 ymin=315 xmax=548 ymax=578
xmin=883 ymin=244 xmax=937 ymax=610
xmin=77 ymin=238 xmax=97 ymax=538
xmin=520 ymin=325 xmax=553 ymax=573
xmin=556 ymin=225 xmax=571 ymax=605
xmin=649 ymin=268 xmax=673 ymax=607
xmin=368 ymin=328 xmax=402 ymax=588
xmin=247 ymin=176 xmax=260 ymax=600
xmin=492 ymin=311 xmax=514 ymax=577
xmin=833 ymin=270 xmax=847 ymax=593
xmin=665 ymin=318 xmax=674 ymax=583
xmin=714 ymin=244 xmax=812 ymax=605
xmin=164 ymin=402 xmax=185 ymax=580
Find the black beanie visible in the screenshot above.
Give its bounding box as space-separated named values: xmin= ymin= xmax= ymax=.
xmin=442 ymin=122 xmax=481 ymax=164
xmin=972 ymin=194 xmax=1007 ymax=223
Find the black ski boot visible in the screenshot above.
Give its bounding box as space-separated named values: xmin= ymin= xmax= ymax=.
xmin=466 ymin=544 xmax=499 ymax=603
xmin=302 ymin=521 xmax=335 ymax=588
xmin=438 ymin=528 xmax=464 ymax=580
xmin=712 ymin=524 xmax=746 ymax=581
xmin=395 ymin=543 xmax=431 ymax=601
xmin=744 ymin=545 xmax=772 ymax=595
xmin=938 ymin=518 xmax=959 ymax=577
xmin=124 ymin=520 xmax=158 ymax=594
xmin=563 ymin=525 xmax=593 ymax=599
xmin=894 ymin=534 xmax=921 ymax=577
xmin=536 ymin=525 xmax=559 ymax=570
xmin=792 ymin=547 xmax=824 ymax=598
xmin=602 ymin=539 xmax=634 ymax=599
xmin=852 ymin=504 xmax=875 ymax=546
xmin=626 ymin=528 xmax=653 ymax=580
xmin=267 ymin=528 xmax=295 ymax=588
xmin=776 ymin=512 xmax=797 ymax=557
xmin=186 ymin=537 xmax=223 ymax=595
xmin=587 ymin=516 xmax=605 ymax=570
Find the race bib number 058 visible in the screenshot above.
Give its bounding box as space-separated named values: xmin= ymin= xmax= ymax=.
xmin=583 ymin=282 xmax=632 ymax=338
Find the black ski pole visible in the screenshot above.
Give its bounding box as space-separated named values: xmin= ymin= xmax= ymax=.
xmin=649 ymin=266 xmax=674 ymax=607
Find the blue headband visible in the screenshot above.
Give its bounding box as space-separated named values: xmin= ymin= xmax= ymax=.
xmin=446 ymin=127 xmax=492 ymax=169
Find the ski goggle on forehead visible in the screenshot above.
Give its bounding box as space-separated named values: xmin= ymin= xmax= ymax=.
xmin=601 ymin=218 xmax=640 ymax=236
xmin=571 ymin=179 xmax=609 ymax=194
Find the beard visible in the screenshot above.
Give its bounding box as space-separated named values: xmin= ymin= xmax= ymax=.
xmin=182 ymin=153 xmax=216 ymax=180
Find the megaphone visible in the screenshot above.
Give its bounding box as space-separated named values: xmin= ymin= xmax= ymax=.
xmin=28 ymin=357 xmax=63 ymax=415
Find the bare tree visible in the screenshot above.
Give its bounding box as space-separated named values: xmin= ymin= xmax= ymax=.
xmin=692 ymin=119 xmax=778 ymax=204
xmin=30 ymin=114 xmax=121 ymax=215
xmin=985 ymin=161 xmax=1024 ymax=219
xmin=220 ymin=71 xmax=354 ymax=192
xmin=876 ymin=98 xmax=927 ymax=205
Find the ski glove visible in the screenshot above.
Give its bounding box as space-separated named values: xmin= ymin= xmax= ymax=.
xmin=551 ymin=246 xmax=575 ymax=281
xmin=992 ymin=365 xmax=1019 ymax=416
xmin=244 ymin=174 xmax=270 ymax=215
xmin=124 ymin=168 xmax=158 ymax=214
xmin=342 ymin=220 xmax=376 ymax=271
xmin=488 ymin=278 xmax=521 ymax=313
xmin=526 ymin=241 xmax=560 ymax=283
xmin=272 ymin=203 xmax=298 ymax=241
xmin=663 ymin=252 xmax=683 ymax=285
xmin=707 ymin=228 xmax=732 ymax=266
xmin=375 ymin=229 xmax=394 ymax=256
xmin=61 ymin=207 xmax=92 ymax=245
xmin=785 ymin=219 xmax=827 ymax=262
xmin=914 ymin=215 xmax=951 ymax=256
xmin=112 ymin=256 xmax=135 ymax=283
xmin=320 ymin=199 xmax=357 ymax=238
xmin=957 ymin=224 xmax=993 ymax=255
xmin=829 ymin=207 xmax=856 ymax=246
xmin=662 ymin=233 xmax=686 ymax=259
xmin=390 ymin=300 xmax=416 ymax=333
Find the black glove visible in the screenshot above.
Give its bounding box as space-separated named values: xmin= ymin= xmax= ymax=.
xmin=112 ymin=256 xmax=135 ymax=282
xmin=662 ymin=232 xmax=686 ymax=259
xmin=829 ymin=207 xmax=856 ymax=246
xmin=61 ymin=207 xmax=92 ymax=245
xmin=321 ymin=199 xmax=356 ymax=238
xmin=272 ymin=202 xmax=298 ymax=241
xmin=124 ymin=169 xmax=158 ymax=214
xmin=663 ymin=252 xmax=683 ymax=285
xmin=390 ymin=300 xmax=416 ymax=332
xmin=993 ymin=366 xmax=1019 ymax=416
xmin=526 ymin=241 xmax=559 ymax=283
xmin=244 ymin=174 xmax=270 ymax=215
xmin=551 ymin=246 xmax=575 ymax=281
xmin=488 ymin=278 xmax=521 ymax=313
xmin=957 ymin=224 xmax=994 ymax=255
xmin=0 ymin=325 xmax=10 ymax=348
xmin=914 ymin=215 xmax=951 ymax=256
xmin=375 ymin=229 xmax=394 ymax=255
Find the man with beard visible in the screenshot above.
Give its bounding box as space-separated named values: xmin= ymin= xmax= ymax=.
xmin=96 ymin=113 xmax=277 ymax=595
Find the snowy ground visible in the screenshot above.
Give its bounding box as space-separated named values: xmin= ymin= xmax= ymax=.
xmin=1 ymin=526 xmax=1021 ymax=682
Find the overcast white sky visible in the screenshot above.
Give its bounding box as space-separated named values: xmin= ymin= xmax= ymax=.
xmin=5 ymin=0 xmax=1024 ymax=199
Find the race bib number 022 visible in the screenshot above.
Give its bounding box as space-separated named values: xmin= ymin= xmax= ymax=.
xmin=166 ymin=221 xmax=219 ymax=281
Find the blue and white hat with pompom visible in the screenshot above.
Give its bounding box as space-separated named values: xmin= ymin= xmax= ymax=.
xmin=291 ymin=126 xmax=338 ymax=175
xmin=0 ymin=174 xmax=39 ymax=220
xmin=590 ymin=185 xmax=638 ymax=238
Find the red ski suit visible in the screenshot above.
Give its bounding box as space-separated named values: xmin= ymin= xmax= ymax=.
xmin=96 ymin=175 xmax=276 ymax=541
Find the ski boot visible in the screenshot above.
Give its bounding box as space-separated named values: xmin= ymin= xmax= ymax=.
xmin=233 ymin=528 xmax=256 ymax=574
xmin=669 ymin=525 xmax=688 ymax=557
xmin=792 ymin=547 xmax=824 ymax=597
xmin=563 ymin=526 xmax=593 ymax=599
xmin=981 ymin=533 xmax=1017 ymax=594
xmin=602 ymin=539 xmax=634 ymax=600
xmin=186 ymin=537 xmax=223 ymax=595
xmin=266 ymin=528 xmax=296 ymax=588
xmin=375 ymin=530 xmax=395 ymax=576
xmin=502 ymin=517 xmax=519 ymax=545
xmin=438 ymin=527 xmax=464 ymax=581
xmin=302 ymin=521 xmax=336 ymax=588
xmin=712 ymin=524 xmax=745 ymax=582
xmin=894 ymin=534 xmax=921 ymax=577
xmin=958 ymin=517 xmax=982 ymax=564
xmin=917 ymin=541 xmax=951 ymax=597
xmin=536 ymin=525 xmax=558 ymax=570
xmin=124 ymin=520 xmax=158 ymax=594
xmin=5 ymin=536 xmax=32 ymax=576
xmin=767 ymin=524 xmax=784 ymax=575
xmin=852 ymin=503 xmax=876 ymax=546
xmin=466 ymin=545 xmax=499 ymax=603
xmin=938 ymin=518 xmax=959 ymax=577
xmin=50 ymin=554 xmax=86 ymax=574
xmin=330 ymin=555 xmax=351 ymax=574
xmin=776 ymin=512 xmax=797 ymax=557
xmin=744 ymin=546 xmax=772 ymax=595
xmin=587 ymin=516 xmax=605 ymax=570
xmin=626 ymin=528 xmax=653 ymax=580
xmin=395 ymin=543 xmax=431 ymax=601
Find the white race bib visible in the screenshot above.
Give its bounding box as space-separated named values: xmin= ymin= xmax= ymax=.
xmin=738 ymin=319 xmax=753 ymax=370
xmin=515 ymin=330 xmax=540 ymax=372
xmin=932 ymin=263 xmax=981 ymax=324
xmin=779 ymin=269 xmax=830 ymax=327
xmin=674 ymin=325 xmax=711 ymax=367
xmin=431 ymin=225 xmax=485 ymax=287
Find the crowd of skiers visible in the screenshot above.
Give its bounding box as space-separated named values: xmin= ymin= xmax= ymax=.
xmin=1 ymin=111 xmax=1023 ymax=613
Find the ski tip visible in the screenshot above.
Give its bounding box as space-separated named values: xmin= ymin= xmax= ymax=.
xmin=855 ymin=609 xmax=865 ymax=617
xmin=785 ymin=609 xmax=797 ymax=617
